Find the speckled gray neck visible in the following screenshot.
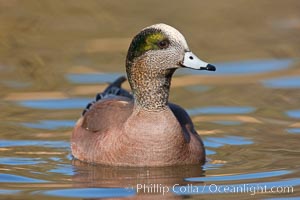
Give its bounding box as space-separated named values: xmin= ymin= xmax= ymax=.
xmin=125 ymin=24 xmax=188 ymax=111
xmin=126 ymin=60 xmax=175 ymax=111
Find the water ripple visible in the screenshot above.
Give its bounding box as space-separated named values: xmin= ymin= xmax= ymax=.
xmin=263 ymin=76 xmax=300 ymax=88
xmin=264 ymin=197 xmax=300 ymax=200
xmin=21 ymin=120 xmax=75 ymax=130
xmin=286 ymin=110 xmax=300 ymax=119
xmin=66 ymin=73 xmax=123 ymax=84
xmin=18 ymin=98 xmax=90 ymax=110
xmin=38 ymin=187 xmax=135 ymax=198
xmin=48 ymin=164 xmax=75 ymax=176
xmin=185 ymin=170 xmax=291 ymax=182
xmin=0 ymin=189 xmax=20 ymax=195
xmin=177 ymin=59 xmax=294 ymax=75
xmin=0 ymin=174 xmax=48 ymax=183
xmin=0 ymin=157 xmax=45 ymax=165
xmin=0 ymin=140 xmax=69 ymax=148
xmin=204 ymin=136 xmax=253 ymax=148
xmin=187 ymin=106 xmax=255 ymax=116
xmin=286 ymin=128 xmax=300 ymax=134
xmin=212 ymin=120 xmax=242 ymax=126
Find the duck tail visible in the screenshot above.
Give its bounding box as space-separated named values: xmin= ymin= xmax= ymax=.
xmin=104 ymin=76 xmax=127 ymax=92
xmin=82 ymin=76 xmax=131 ymax=116
xmin=96 ymin=76 xmax=132 ymax=101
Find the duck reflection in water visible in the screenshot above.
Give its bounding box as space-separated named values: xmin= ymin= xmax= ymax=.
xmin=72 ymin=159 xmax=205 ymax=199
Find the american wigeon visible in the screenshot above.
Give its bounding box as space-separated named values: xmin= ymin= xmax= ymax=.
xmin=71 ymin=24 xmax=216 ymax=167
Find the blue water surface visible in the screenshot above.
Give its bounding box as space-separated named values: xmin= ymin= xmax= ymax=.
xmin=204 ymin=136 xmax=253 ymax=148
xmin=177 ymin=59 xmax=294 ymax=75
xmin=0 ymin=174 xmax=48 ymax=183
xmin=0 ymin=189 xmax=20 ymax=195
xmin=0 ymin=157 xmax=45 ymax=165
xmin=286 ymin=110 xmax=300 ymax=119
xmin=187 ymin=106 xmax=255 ymax=116
xmin=0 ymin=140 xmax=69 ymax=148
xmin=22 ymin=120 xmax=75 ymax=130
xmin=67 ymin=73 xmax=123 ymax=84
xmin=39 ymin=188 xmax=135 ymax=198
xmin=185 ymin=170 xmax=291 ymax=182
xmin=212 ymin=120 xmax=243 ymax=126
xmin=286 ymin=128 xmax=300 ymax=134
xmin=263 ymin=76 xmax=300 ymax=88
xmin=19 ymin=98 xmax=90 ymax=110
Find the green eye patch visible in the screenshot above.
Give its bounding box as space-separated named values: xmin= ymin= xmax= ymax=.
xmin=127 ymin=29 xmax=167 ymax=62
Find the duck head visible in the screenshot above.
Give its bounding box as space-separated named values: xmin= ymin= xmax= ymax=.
xmin=126 ymin=24 xmax=216 ymax=111
xmin=126 ymin=24 xmax=216 ymax=72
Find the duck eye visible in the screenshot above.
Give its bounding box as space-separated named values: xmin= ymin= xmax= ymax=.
xmin=157 ymin=40 xmax=169 ymax=49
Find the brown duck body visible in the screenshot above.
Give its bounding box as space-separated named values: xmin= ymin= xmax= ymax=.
xmin=71 ymin=97 xmax=205 ymax=166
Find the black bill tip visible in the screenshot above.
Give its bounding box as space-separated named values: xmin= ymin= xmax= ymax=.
xmin=206 ymin=64 xmax=216 ymax=71
xmin=200 ymin=64 xmax=216 ymax=71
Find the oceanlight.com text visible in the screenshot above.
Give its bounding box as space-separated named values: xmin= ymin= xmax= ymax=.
xmin=135 ymin=183 xmax=294 ymax=195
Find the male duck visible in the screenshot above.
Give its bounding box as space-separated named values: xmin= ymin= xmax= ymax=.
xmin=71 ymin=24 xmax=216 ymax=167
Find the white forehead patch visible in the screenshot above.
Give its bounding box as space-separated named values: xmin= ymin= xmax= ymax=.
xmin=145 ymin=23 xmax=189 ymax=50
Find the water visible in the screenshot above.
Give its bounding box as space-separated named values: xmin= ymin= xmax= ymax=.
xmin=178 ymin=59 xmax=294 ymax=76
xmin=263 ymin=76 xmax=300 ymax=89
xmin=18 ymin=98 xmax=91 ymax=110
xmin=1 ymin=1 xmax=300 ymax=200
xmin=2 ymin=63 xmax=300 ymax=200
